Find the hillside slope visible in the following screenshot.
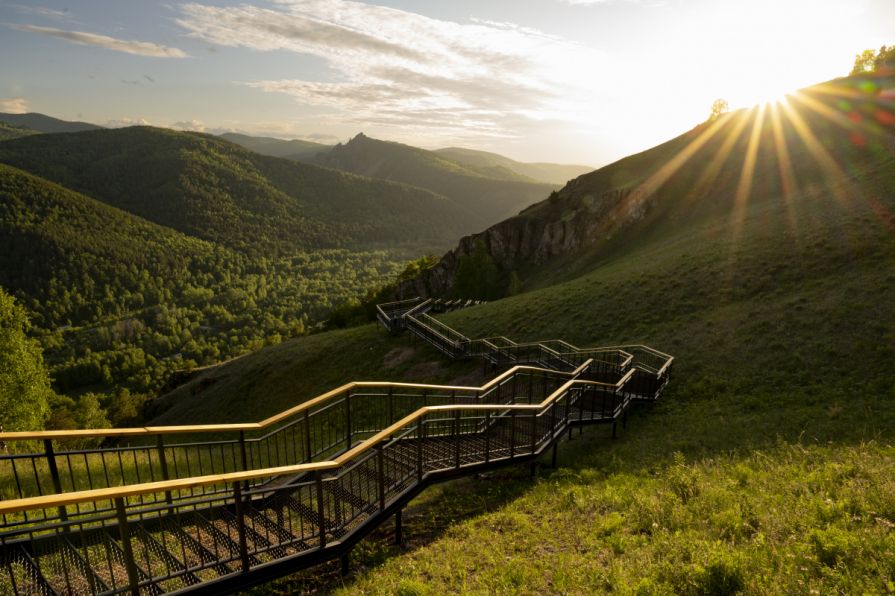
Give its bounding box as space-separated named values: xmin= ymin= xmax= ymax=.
xmin=0 ymin=122 xmax=39 ymax=141
xmin=401 ymin=75 xmax=895 ymax=297
xmin=219 ymin=132 xmax=330 ymax=161
xmin=0 ymin=127 xmax=474 ymax=255
xmin=312 ymin=133 xmax=557 ymax=228
xmin=0 ymin=112 xmax=101 ymax=133
xmin=153 ymin=75 xmax=895 ymax=592
xmin=435 ymin=146 xmax=594 ymax=185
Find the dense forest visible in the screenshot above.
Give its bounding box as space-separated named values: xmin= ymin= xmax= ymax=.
xmin=0 ymin=128 xmax=450 ymax=430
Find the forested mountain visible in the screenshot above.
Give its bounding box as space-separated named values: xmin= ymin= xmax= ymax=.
xmin=434 ymin=146 xmax=594 ymax=185
xmin=0 ymin=127 xmax=474 ymax=255
xmin=0 ymin=162 xmax=406 ymax=398
xmin=0 ymin=122 xmax=39 ymax=141
xmin=219 ymin=132 xmax=331 ymax=161
xmin=311 ymin=133 xmax=557 ymax=227
xmin=0 ymin=112 xmax=102 ymax=133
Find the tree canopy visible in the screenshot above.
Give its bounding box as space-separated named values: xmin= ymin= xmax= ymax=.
xmin=0 ymin=287 xmax=53 ymax=432
xmin=850 ymin=45 xmax=895 ymax=75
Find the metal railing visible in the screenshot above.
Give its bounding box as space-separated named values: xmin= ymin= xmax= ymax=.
xmin=0 ymin=298 xmax=672 ymax=595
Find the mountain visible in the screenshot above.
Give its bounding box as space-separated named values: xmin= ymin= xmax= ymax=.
xmin=0 ymin=122 xmax=39 ymax=142
xmin=0 ymin=126 xmax=476 ymax=256
xmin=434 ymin=146 xmax=594 ymax=185
xmin=311 ymin=133 xmax=557 ymax=228
xmin=148 ymin=73 xmax=895 ymax=592
xmin=0 ymin=112 xmax=102 ymax=134
xmin=219 ymin=132 xmax=331 ymax=162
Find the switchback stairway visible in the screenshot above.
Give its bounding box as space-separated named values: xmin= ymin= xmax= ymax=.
xmin=0 ymin=299 xmax=672 ymax=595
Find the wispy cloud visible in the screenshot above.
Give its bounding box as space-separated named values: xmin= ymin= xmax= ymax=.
xmin=8 ymin=24 xmax=187 ymax=58
xmin=0 ymin=98 xmax=29 ymax=114
xmin=177 ymin=0 xmax=604 ymax=140
xmin=8 ymin=4 xmax=72 ymax=20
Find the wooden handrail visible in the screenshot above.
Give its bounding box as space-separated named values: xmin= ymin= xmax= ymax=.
xmin=0 ymin=359 xmax=632 ymax=516
xmin=0 ymin=363 xmax=588 ymax=442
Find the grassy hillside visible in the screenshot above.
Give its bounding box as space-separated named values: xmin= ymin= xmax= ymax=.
xmin=0 ymin=126 xmax=474 ymax=256
xmin=435 ymin=146 xmax=594 ymax=185
xmin=0 ymin=112 xmax=101 ymax=133
xmin=219 ymin=132 xmax=330 ymax=161
xmin=152 ymin=76 xmax=895 ymax=592
xmin=313 ymin=133 xmax=557 ymax=227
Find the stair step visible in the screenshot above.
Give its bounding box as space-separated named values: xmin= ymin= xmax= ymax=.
xmin=283 ymin=496 xmax=346 ymax=539
xmin=32 ymin=535 xmax=108 ymax=596
xmin=133 ymin=526 xmax=202 ymax=591
xmin=161 ymin=517 xmax=233 ymax=579
xmin=0 ymin=544 xmax=54 ymax=596
xmin=245 ymin=506 xmax=313 ymax=553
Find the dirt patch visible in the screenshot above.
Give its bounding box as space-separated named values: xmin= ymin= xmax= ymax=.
xmin=383 ymin=346 xmax=415 ymax=369
xmin=403 ymin=361 xmax=444 ymax=381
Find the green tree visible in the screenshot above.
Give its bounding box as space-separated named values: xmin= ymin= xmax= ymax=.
xmin=850 ymin=45 xmax=895 ymax=75
xmin=708 ymin=98 xmax=729 ymax=122
xmin=454 ymin=240 xmax=501 ymax=300
xmin=0 ymin=287 xmax=52 ymax=432
xmin=506 ymin=271 xmax=523 ymax=297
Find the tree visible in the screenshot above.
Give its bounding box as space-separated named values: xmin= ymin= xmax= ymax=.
xmin=454 ymin=240 xmax=501 ymax=300
xmin=0 ymin=288 xmax=53 ymax=433
xmin=708 ymin=99 xmax=729 ymax=122
xmin=850 ymin=45 xmax=895 ymax=75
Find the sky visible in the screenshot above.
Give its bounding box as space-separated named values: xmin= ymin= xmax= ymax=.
xmin=0 ymin=0 xmax=893 ymax=164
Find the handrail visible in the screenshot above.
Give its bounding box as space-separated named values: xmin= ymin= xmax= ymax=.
xmin=0 ymin=363 xmax=580 ymax=442
xmin=0 ymin=360 xmax=625 ymax=516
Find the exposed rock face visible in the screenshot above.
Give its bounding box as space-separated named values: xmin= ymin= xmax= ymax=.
xmin=395 ymin=174 xmax=658 ymax=298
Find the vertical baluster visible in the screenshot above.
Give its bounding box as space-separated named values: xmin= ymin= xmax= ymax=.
xmin=304 ymin=411 xmax=312 ymax=462
xmin=115 ymin=497 xmax=140 ymax=596
xmin=43 ymin=440 xmax=67 ymax=525
xmin=233 ymin=483 xmax=250 ymax=572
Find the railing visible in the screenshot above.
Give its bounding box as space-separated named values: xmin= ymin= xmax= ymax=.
xmin=0 ymin=298 xmax=672 ymax=595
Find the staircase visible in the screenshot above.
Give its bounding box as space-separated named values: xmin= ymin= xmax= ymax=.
xmin=0 ymin=299 xmax=672 ymax=595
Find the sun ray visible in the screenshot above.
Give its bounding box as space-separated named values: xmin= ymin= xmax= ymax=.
xmin=768 ymin=100 xmax=801 ymax=241
xmin=727 ymin=104 xmax=767 ymax=257
xmin=688 ymin=109 xmax=753 ymax=205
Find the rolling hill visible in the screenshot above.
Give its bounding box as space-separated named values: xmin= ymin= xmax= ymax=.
xmin=434 ymin=146 xmax=594 ymax=185
xmin=219 ymin=132 xmax=331 ymax=162
xmin=150 ymin=73 xmax=895 ymax=592
xmin=0 ymin=112 xmax=102 ymax=133
xmin=0 ymin=122 xmax=39 ymax=141
xmin=0 ymin=126 xmax=476 ymax=255
xmin=311 ymin=133 xmax=557 ymax=228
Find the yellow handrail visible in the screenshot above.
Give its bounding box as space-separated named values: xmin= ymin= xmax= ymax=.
xmin=0 ymin=359 xmax=643 ymax=516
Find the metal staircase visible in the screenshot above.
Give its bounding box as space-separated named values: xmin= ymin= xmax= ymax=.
xmin=0 ymin=299 xmax=672 ymax=595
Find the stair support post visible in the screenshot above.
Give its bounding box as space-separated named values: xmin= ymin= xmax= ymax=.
xmin=394 ymin=509 xmax=403 ymax=545
xmin=233 ymin=482 xmax=250 ymax=573
xmin=114 ymin=497 xmax=140 ymax=596
xmin=345 ymin=390 xmax=352 ymax=450
xmin=304 ymin=411 xmax=312 ymax=463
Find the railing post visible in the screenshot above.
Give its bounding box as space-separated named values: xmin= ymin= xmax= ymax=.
xmin=43 ymin=439 xmax=68 ymax=525
xmin=345 ymin=390 xmax=352 ymax=449
xmin=388 ymin=386 xmax=395 ymax=426
xmin=115 ymin=497 xmax=140 ymax=596
xmin=484 ymin=410 xmax=491 ymax=463
xmin=377 ymin=446 xmax=386 ymax=511
xmin=316 ymin=471 xmax=327 ymax=549
xmin=530 ymin=412 xmax=538 ymax=455
xmin=416 ymin=417 xmax=424 ymax=482
xmin=157 ymin=435 xmax=174 ymax=507
xmin=453 ymin=410 xmax=461 ymax=469
xmin=233 ymin=482 xmax=250 ymax=573
xmin=304 ymin=410 xmax=312 ymax=463
xmin=528 ymin=372 xmax=533 ymax=402
xmin=509 ymin=411 xmax=516 ymax=458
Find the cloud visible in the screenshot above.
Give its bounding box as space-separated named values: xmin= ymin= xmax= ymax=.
xmin=8 ymin=24 xmax=187 ymax=58
xmin=171 ymin=120 xmax=211 ymax=132
xmin=106 ymin=117 xmax=152 ymax=127
xmin=177 ymin=0 xmax=605 ymax=140
xmin=0 ymin=98 xmax=29 ymax=114
xmin=8 ymin=4 xmax=72 ymax=20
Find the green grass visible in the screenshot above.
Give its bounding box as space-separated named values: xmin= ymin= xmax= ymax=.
xmin=167 ymin=77 xmax=895 ymax=593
